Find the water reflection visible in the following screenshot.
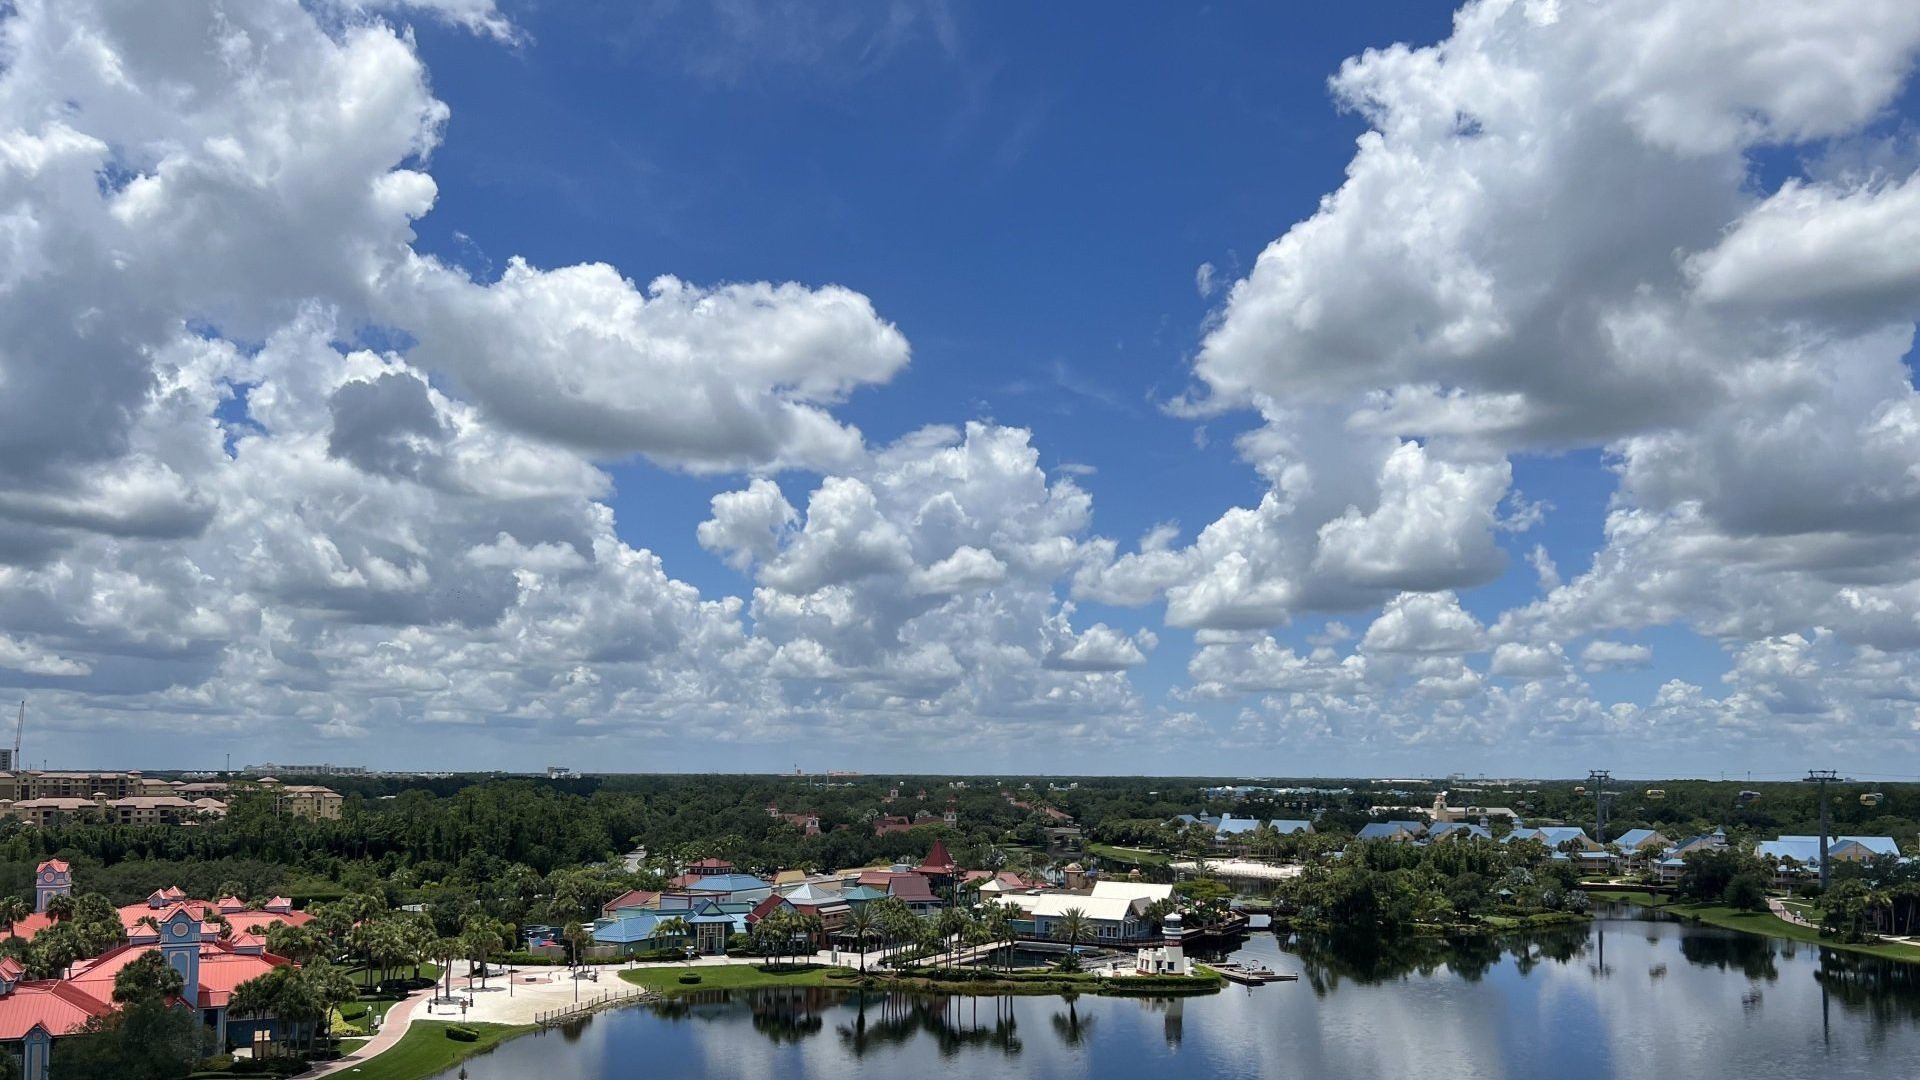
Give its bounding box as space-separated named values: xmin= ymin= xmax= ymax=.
xmin=836 ymin=992 xmax=1025 ymax=1057
xmin=1676 ymin=930 xmax=1779 ymax=981
xmin=1818 ymin=951 xmax=1920 ymax=1033
xmin=429 ymin=915 xmax=1920 ymax=1080
xmin=1285 ymin=925 xmax=1588 ymax=991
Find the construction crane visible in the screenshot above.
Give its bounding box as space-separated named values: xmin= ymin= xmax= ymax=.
xmin=9 ymin=701 xmax=19 ymax=772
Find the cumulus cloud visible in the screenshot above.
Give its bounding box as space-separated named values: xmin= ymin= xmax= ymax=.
xmin=393 ymin=260 xmax=910 ymax=472
xmin=11 ymin=0 xmax=1920 ymax=770
xmin=1140 ymin=0 xmax=1920 ymax=764
xmin=1489 ymin=641 xmax=1567 ymax=679
xmin=0 ymin=0 xmax=1168 ymax=765
xmin=1360 ymin=592 xmax=1485 ymax=656
xmin=1580 ymin=640 xmax=1653 ymax=672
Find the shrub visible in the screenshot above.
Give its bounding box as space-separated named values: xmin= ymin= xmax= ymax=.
xmin=676 ymin=973 xmax=702 ymax=984
xmin=337 ymin=1004 xmax=369 ymax=1021
xmin=446 ymin=1025 xmax=480 ymax=1042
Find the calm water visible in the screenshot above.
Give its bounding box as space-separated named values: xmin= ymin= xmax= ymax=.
xmin=429 ymin=912 xmax=1920 ymax=1079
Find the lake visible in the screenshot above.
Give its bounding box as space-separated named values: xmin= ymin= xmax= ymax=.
xmin=428 ymin=910 xmax=1920 ymax=1079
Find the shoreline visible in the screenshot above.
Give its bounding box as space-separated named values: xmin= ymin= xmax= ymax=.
xmin=335 ymin=961 xmax=1224 ymax=1080
xmin=1584 ymin=887 xmax=1920 ymax=965
xmin=615 ymin=960 xmax=1226 ymax=999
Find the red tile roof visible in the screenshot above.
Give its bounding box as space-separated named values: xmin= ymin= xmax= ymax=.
xmin=35 ymin=859 xmax=70 ymax=874
xmin=601 ymin=889 xmax=660 ymax=917
xmin=68 ymin=941 xmax=291 ymax=1010
xmin=886 ymin=874 xmax=936 ymax=903
xmin=6 ymin=913 xmax=56 ymax=941
xmin=746 ymin=895 xmax=791 ymax=924
xmin=915 ymin=838 xmax=956 ymax=875
xmin=0 ymin=980 xmax=108 ymax=1040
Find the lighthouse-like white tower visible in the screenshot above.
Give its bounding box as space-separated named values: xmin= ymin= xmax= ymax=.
xmin=1137 ymin=912 xmax=1190 ymax=975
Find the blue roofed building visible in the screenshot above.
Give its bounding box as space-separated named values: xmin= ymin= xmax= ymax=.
xmin=1756 ymin=835 xmax=1901 ymax=884
xmin=1613 ymin=828 xmax=1670 ymax=852
xmin=591 ymin=909 xmax=689 ymax=957
xmin=1425 ymin=822 xmax=1492 ymax=843
xmin=665 ymin=873 xmax=773 ymax=905
xmin=1653 ymin=829 xmax=1730 ymax=882
xmin=1506 ymin=826 xmax=1600 ymax=851
xmin=1356 ymin=821 xmax=1425 ymax=842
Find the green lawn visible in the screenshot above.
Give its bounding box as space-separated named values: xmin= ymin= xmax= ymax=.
xmin=1593 ymin=889 xmax=1920 ymax=964
xmin=333 ymin=997 xmax=400 ymax=1036
xmin=619 ymin=963 xmax=845 ymax=996
xmin=1085 ymin=843 xmax=1170 ymax=866
xmin=336 ymin=1020 xmax=532 ymax=1080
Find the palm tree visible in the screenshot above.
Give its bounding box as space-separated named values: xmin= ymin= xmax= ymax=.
xmin=563 ymin=920 xmax=587 ymax=970
xmin=796 ymin=912 xmax=825 ymax=964
xmin=430 ymin=936 xmax=462 ymax=1000
xmin=227 ymin=974 xmax=279 ymax=1056
xmin=653 ymin=916 xmax=689 ymax=960
xmin=1053 ymin=908 xmax=1093 ymax=955
xmin=43 ymin=894 xmax=74 ymax=923
xmin=458 ymin=916 xmax=512 ymax=990
xmin=1867 ymin=888 xmax=1895 ymax=937
xmin=842 ymin=905 xmax=878 ymax=973
xmin=985 ymin=903 xmax=1019 ymax=972
xmin=0 ymin=897 xmax=28 ymax=940
xmin=935 ymin=908 xmax=973 ymax=957
xmin=266 ymin=923 xmax=328 ymax=966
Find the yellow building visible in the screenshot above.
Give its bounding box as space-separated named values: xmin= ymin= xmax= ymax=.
xmin=270 ymin=783 xmax=344 ymax=820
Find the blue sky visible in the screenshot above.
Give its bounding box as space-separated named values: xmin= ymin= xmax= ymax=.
xmin=402 ymin=1 xmax=1645 ymax=730
xmin=7 ymin=0 xmax=1920 ymax=777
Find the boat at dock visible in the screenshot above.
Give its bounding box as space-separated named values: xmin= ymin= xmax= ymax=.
xmin=1212 ymin=961 xmax=1297 ymax=985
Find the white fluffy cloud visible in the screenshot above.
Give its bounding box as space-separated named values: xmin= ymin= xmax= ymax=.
xmin=0 ymin=0 xmax=1164 ymax=764
xmin=1580 ymin=640 xmax=1652 ymax=672
xmin=703 ymin=422 xmax=1154 ymax=730
xmin=393 ymin=259 xmax=910 ymax=472
xmin=10 ymin=0 xmax=1920 ymax=770
xmin=1138 ymin=0 xmax=1920 ymax=763
xmin=1360 ymin=592 xmax=1485 ymax=656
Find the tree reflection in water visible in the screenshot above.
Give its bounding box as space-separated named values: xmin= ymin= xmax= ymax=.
xmin=1287 ymin=927 xmax=1590 ymax=995
xmin=1049 ymin=991 xmax=1094 ymax=1047
xmin=749 ymin=988 xmax=829 ymax=1043
xmin=1676 ymin=930 xmax=1779 ymax=982
xmin=1816 ymin=951 xmax=1920 ymax=1038
xmin=834 ymin=992 xmax=1023 ymax=1057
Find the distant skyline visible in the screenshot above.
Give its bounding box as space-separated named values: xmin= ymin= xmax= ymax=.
xmin=5 ymin=1 xmax=1920 ymax=777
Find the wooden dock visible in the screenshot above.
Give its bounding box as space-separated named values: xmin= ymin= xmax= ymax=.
xmin=534 ymin=986 xmax=656 ymax=1028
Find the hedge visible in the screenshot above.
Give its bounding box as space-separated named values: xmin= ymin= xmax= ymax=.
xmin=446 ymin=1024 xmax=480 ymax=1042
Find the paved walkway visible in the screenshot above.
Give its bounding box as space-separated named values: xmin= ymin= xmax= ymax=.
xmin=303 ymin=941 xmax=983 ymax=1067
xmin=1768 ymin=898 xmax=1813 ymax=927
xmin=308 ymin=988 xmax=432 ymax=1077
